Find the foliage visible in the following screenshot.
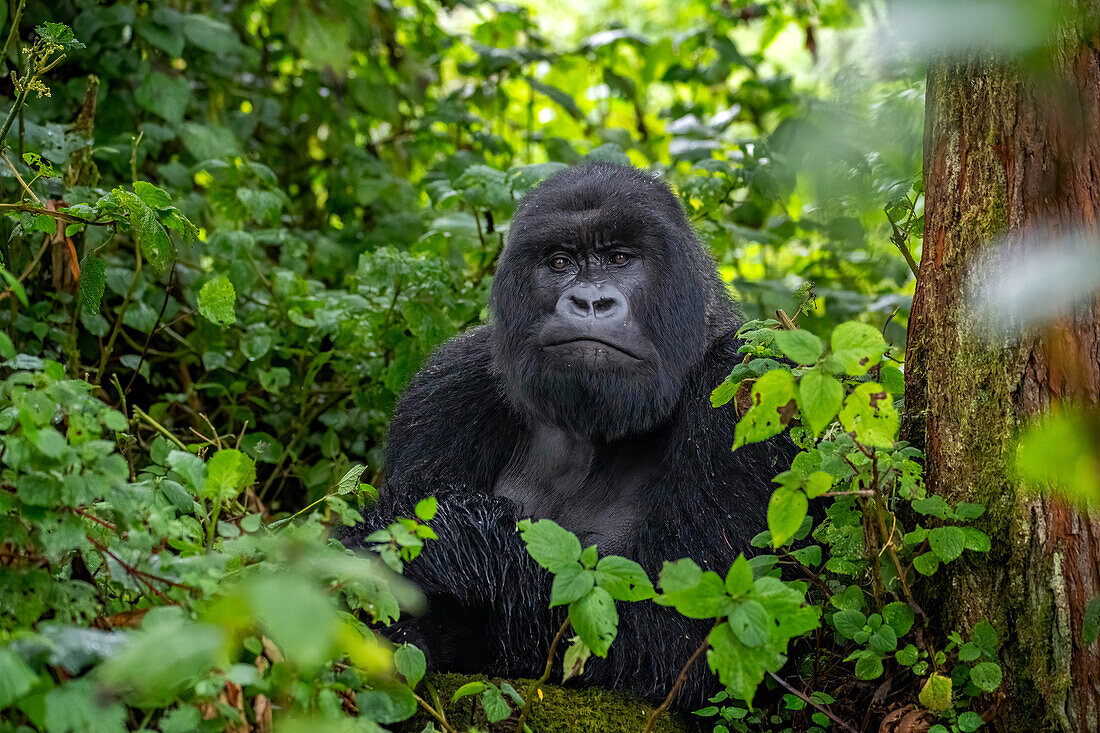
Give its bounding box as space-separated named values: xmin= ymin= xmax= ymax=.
xmin=0 ymin=2 xmax=1007 ymax=731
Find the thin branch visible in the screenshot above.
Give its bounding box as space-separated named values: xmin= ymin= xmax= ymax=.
xmin=641 ymin=621 xmax=718 ymax=733
xmin=514 ymin=616 xmax=571 ymax=733
xmin=768 ymin=672 xmax=858 ymax=733
xmin=412 ymin=692 xmax=458 ymax=733
xmin=2 ymin=149 xmax=40 ymax=204
xmin=0 ymin=232 xmax=48 ymax=302
xmin=132 ymin=404 xmax=188 ymax=451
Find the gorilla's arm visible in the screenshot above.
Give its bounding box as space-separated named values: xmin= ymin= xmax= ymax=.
xmin=340 ymin=328 xmax=552 ymax=672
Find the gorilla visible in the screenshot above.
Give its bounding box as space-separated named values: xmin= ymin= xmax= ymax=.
xmin=342 ymin=162 xmax=794 ymax=709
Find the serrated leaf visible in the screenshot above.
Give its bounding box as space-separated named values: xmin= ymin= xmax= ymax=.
xmin=116 ymin=188 xmax=174 ymax=275
xmin=204 ymin=449 xmax=255 ymax=501
xmin=838 ymin=382 xmax=898 ymax=449
xmin=197 ymin=275 xmax=236 ymax=326
xmin=133 ymin=181 xmax=172 ymax=209
xmin=733 ymin=369 xmax=797 ymax=449
xmin=969 ymin=662 xmax=1002 ymax=692
xmin=594 ymin=556 xmax=654 ymax=601
xmin=928 ymin=526 xmax=966 ymax=563
xmin=798 ymin=366 xmax=844 ymax=436
xmin=767 ymin=486 xmax=808 ymax=548
xmin=725 ymin=555 xmax=753 ymax=597
xmin=831 ymin=321 xmax=888 ymax=376
xmin=569 ymin=586 xmax=617 ymax=657
xmin=854 ymin=652 xmax=884 ymax=680
xmin=551 ymin=566 xmax=595 ymax=607
xmin=883 ymin=602 xmax=915 ymax=636
xmin=773 ymin=330 xmax=823 ymax=364
xmin=518 ymin=519 xmax=582 ymax=572
xmin=336 ymin=465 xmax=367 ymax=495
xmin=561 ymin=636 xmax=591 ymax=683
xmin=919 ymin=672 xmax=953 ymax=712
xmin=77 ymin=255 xmax=106 ymax=315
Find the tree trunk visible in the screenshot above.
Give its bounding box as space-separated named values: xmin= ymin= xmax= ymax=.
xmin=903 ymin=8 xmax=1100 ymax=731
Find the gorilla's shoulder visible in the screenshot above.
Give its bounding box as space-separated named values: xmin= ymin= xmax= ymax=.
xmin=385 ymin=325 xmax=520 ymax=488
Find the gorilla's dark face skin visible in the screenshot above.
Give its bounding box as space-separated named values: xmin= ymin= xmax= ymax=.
xmin=492 ymin=163 xmax=726 ymax=441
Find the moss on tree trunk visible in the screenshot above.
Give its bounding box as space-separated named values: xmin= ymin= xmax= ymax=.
xmin=904 ymin=5 xmax=1100 ymax=730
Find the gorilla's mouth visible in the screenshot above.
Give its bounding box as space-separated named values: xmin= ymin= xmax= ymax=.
xmin=544 ymin=337 xmax=642 ymax=360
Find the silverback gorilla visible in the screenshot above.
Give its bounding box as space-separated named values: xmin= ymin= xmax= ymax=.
xmin=342 ymin=162 xmax=795 ymax=709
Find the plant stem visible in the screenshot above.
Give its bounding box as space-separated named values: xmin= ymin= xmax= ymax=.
xmin=514 ymin=616 xmax=570 ymax=733
xmin=2 ymin=149 xmax=40 ymax=204
xmin=97 ymin=248 xmax=141 ymax=378
xmin=132 ymin=404 xmax=188 ymax=451
xmin=206 ymin=498 xmax=222 ymax=550
xmin=767 ymin=672 xmax=858 ymax=733
xmin=1 ymin=0 xmax=25 ymax=60
xmin=641 ymin=621 xmax=716 ymax=733
xmin=412 ymin=692 xmax=458 ymax=733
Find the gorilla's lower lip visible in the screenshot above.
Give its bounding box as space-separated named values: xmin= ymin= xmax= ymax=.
xmin=545 ymin=338 xmax=642 ymax=360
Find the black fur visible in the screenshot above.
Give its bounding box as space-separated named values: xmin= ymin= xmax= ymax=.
xmin=341 ymin=163 xmax=794 ymax=709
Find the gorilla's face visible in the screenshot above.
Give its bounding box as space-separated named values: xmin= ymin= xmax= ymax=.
xmin=492 ymin=163 xmax=728 ymax=441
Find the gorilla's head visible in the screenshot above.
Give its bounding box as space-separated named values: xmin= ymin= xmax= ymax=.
xmin=491 ymin=163 xmax=738 ymax=441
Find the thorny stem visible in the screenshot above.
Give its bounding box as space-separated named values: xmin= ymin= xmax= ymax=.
xmin=514 ymin=616 xmax=571 ymax=733
xmin=641 ymin=620 xmax=719 ymax=733
xmin=768 ymin=672 xmax=858 ymax=733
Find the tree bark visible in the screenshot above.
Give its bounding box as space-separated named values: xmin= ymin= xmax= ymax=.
xmin=904 ymin=7 xmax=1100 ymax=731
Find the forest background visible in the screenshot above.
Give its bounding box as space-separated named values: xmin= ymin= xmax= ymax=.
xmin=3 ymin=1 xmax=1098 ymax=732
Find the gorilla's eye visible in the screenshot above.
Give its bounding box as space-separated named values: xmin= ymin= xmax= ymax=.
xmin=549 ymin=255 xmax=572 ymax=271
xmin=609 ymin=251 xmax=631 ymax=266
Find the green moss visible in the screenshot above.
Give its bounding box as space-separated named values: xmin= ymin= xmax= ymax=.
xmin=397 ymin=673 xmax=699 ymax=733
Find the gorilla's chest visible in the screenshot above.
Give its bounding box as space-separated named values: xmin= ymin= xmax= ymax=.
xmin=493 ymin=426 xmax=664 ymax=556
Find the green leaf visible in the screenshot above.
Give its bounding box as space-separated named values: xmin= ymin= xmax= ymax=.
xmin=883 ymin=602 xmax=915 ymax=636
xmin=733 ymin=369 xmax=797 ymax=450
xmin=958 ymin=711 xmax=984 ymax=732
xmin=928 ymin=526 xmax=966 ymax=563
xmin=706 ymin=621 xmax=773 ymax=705
xmin=116 ymin=188 xmax=174 ymax=275
xmin=550 ymin=566 xmax=596 ymax=607
xmin=725 ymin=555 xmax=753 ymax=597
xmin=35 ymin=21 xmax=85 ymax=49
xmin=656 ymin=559 xmax=732 ymax=618
xmin=336 ymin=465 xmax=367 ymax=495
xmin=569 ymin=586 xmax=618 ymax=657
xmin=482 ymin=686 xmax=512 ymax=723
xmin=197 ymin=275 xmax=237 ymax=326
xmin=729 ymin=599 xmax=770 ymax=647
xmin=594 ymin=556 xmax=654 ymax=601
xmin=772 ymin=330 xmax=823 ymax=364
xmin=133 ymin=181 xmax=172 ymax=209
xmin=0 ymin=331 xmax=13 ymax=360
xmin=912 ymin=552 xmax=940 ymax=576
xmin=969 ymin=662 xmax=1002 ymax=692
xmin=518 ymin=519 xmax=582 ymax=572
xmin=204 ymin=449 xmax=255 ymax=502
xmin=838 ymin=382 xmax=898 ymax=449
xmin=767 ymin=486 xmax=808 ymax=548
xmin=896 ymin=644 xmax=919 ymax=666
xmin=832 ymin=609 xmax=866 ymax=639
xmin=854 ymin=652 xmax=884 ymax=680
xmin=881 ymin=364 xmax=905 ymax=394
xmin=971 ymin=620 xmax=999 ymax=655
xmin=134 ymin=72 xmax=190 ymax=124
xmin=918 ymin=672 xmax=953 ymax=712
xmin=561 ymin=636 xmax=591 ymax=683
xmin=77 ymin=255 xmax=106 ymax=316
xmin=526 ymin=77 xmax=585 ymax=119
xmin=798 ymin=366 xmax=844 ymax=436
xmin=830 ymin=321 xmax=888 ymax=376
xmin=0 ymin=648 xmax=38 ymax=708
xmin=182 ymin=14 xmax=243 ymax=54
xmin=961 ymin=527 xmax=991 ymax=552
xmin=394 ymin=644 xmax=426 ymax=689
xmin=452 ymin=681 xmax=487 ymax=701
xmin=414 ymin=496 xmax=438 ymax=521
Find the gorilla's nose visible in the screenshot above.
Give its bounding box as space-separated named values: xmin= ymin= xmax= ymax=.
xmin=558 ymin=283 xmax=627 ymax=321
